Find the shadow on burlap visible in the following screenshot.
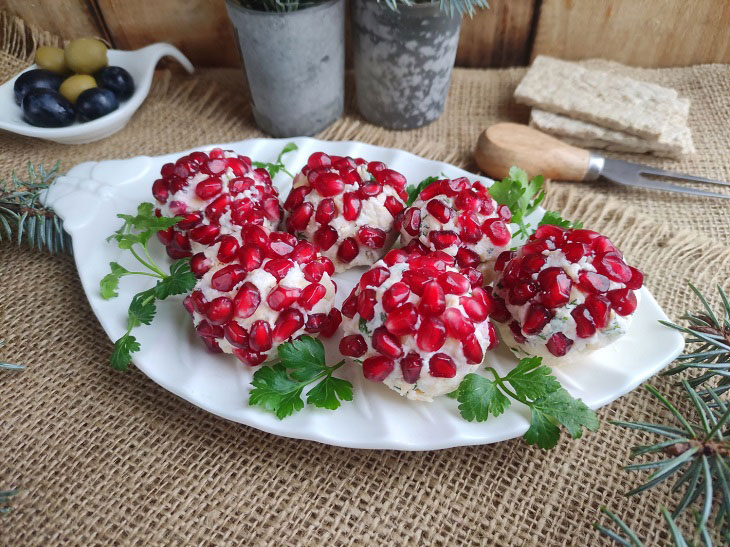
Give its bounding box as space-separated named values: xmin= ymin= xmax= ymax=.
xmin=2 ymin=10 xmax=730 ymax=545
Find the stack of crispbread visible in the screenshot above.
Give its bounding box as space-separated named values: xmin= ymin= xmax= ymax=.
xmin=514 ymin=56 xmax=695 ymax=159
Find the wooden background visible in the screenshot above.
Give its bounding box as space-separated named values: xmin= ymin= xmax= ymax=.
xmin=3 ymin=0 xmax=730 ymax=68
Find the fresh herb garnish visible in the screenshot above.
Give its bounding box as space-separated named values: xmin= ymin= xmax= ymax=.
xmin=538 ymin=210 xmax=584 ymax=230
xmin=489 ymin=166 xmax=546 ymax=238
xmin=101 ymin=202 xmax=196 ymax=370
xmin=455 ymin=356 xmax=598 ymax=449
xmin=359 ymin=318 xmax=372 ymax=336
xmin=405 ymin=175 xmax=439 ymax=206
xmin=249 ymin=336 xmax=353 ymax=419
xmin=253 ymin=142 xmax=298 ymax=178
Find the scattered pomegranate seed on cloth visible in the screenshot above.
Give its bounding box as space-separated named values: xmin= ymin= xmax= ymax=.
xmin=282 ymin=152 xmax=408 ymax=273
xmin=491 ymin=225 xmax=643 ymax=364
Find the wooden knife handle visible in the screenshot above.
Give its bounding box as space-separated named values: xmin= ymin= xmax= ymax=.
xmin=474 ymin=122 xmax=593 ymax=182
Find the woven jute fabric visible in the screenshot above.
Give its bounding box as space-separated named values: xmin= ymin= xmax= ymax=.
xmin=2 ymin=11 xmax=730 ymax=545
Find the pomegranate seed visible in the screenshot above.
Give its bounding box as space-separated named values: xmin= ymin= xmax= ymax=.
xmin=488 ymin=292 xmax=510 ymax=323
xmin=382 ymin=282 xmax=411 ymax=312
xmin=211 ymin=264 xmax=246 ymax=292
xmin=563 ymin=242 xmax=589 ymax=263
xmin=401 ymin=269 xmax=430 ymax=296
xmin=357 ymin=226 xmax=387 ymax=249
xmin=168 ymin=197 xmax=188 ymax=214
xmin=272 ymin=308 xmax=304 ymax=342
xmin=454 ymin=189 xmax=482 ymax=212
xmin=286 ymin=203 xmax=314 ymax=231
xmin=233 ymin=349 xmax=266 ymax=366
xmin=341 ymin=288 xmax=358 ymax=318
xmin=320 ymin=308 xmax=342 ymax=337
xmin=367 ymin=161 xmax=386 ymax=176
xmin=291 ymin=241 xmax=316 ymax=264
xmin=443 ymin=308 xmax=475 ymax=338
xmin=595 ymin=252 xmax=632 ymax=283
xmin=360 ymin=266 xmax=390 ymax=289
xmin=384 ymin=196 xmax=404 ymax=217
xmin=385 ymin=303 xmax=418 ymax=335
xmin=485 ymin=321 xmax=498 ymax=349
xmin=313 ymin=172 xmax=345 ymax=196
xmin=521 ymin=254 xmax=547 ymax=274
xmin=315 ymin=198 xmax=336 ymax=224
xmin=546 ymin=332 xmax=574 ymax=357
xmin=232 ymin=282 xmax=261 ymax=318
xmin=571 ymin=305 xmax=596 ymax=338
xmin=457 ymin=212 xmax=483 ymax=243
xmin=626 ymin=267 xmax=644 ymax=290
xmin=304 ymin=313 xmax=325 ymax=333
xmin=509 ymin=279 xmax=538 ymax=305
xmin=568 ymin=229 xmax=601 ymax=244
xmin=216 ymin=236 xmax=239 ymax=263
xmin=461 ymin=268 xmax=483 ymax=289
xmin=339 ymin=334 xmax=368 ymax=357
xmin=357 ymin=288 xmax=376 ymax=320
xmin=380 ymin=169 xmax=407 ymax=190
xmin=190 ymin=224 xmax=220 ymax=245
xmin=462 ymin=334 xmax=484 ymax=364
xmin=509 ymin=320 xmax=527 ymax=343
xmin=362 ymin=356 xmax=395 ymax=382
xmin=537 ymin=267 xmax=572 ymax=308
xmin=494 ymin=250 xmax=515 ymax=272
xmin=313 ymin=225 xmax=338 ymax=251
xmin=160 ymin=162 xmax=176 ymax=178
xmin=242 ymin=225 xmax=270 ymax=249
xmin=459 ymin=296 xmax=488 ymax=322
xmin=416 ymin=180 xmax=442 ymax=200
xmin=437 ymin=272 xmax=470 ymax=295
xmin=479 ymin=197 xmax=495 ymax=215
xmin=268 ymin=232 xmax=296 ymax=258
xmin=195 ymin=177 xmax=222 ymax=200
xmin=428 ymin=230 xmax=459 ymax=250
xmin=372 ymin=327 xmax=403 ymax=359
xmin=224 ymin=322 xmax=249 ymax=348
xmin=248 ymin=321 xmax=272 ymax=352
xmin=283 ymin=185 xmax=312 ymax=211
xmin=409 ymin=252 xmax=453 ymax=272
xmin=151 ymin=179 xmax=169 ymax=203
xmin=522 ymin=304 xmax=553 ymax=335
xmin=400 ymin=353 xmax=423 ymax=383
xmin=318 ymin=257 xmax=335 ymax=276
xmin=196 ymin=319 xmax=224 ymax=339
xmin=299 ymin=283 xmax=326 ymax=310
xmin=205 ymin=195 xmax=229 ymax=221
xmin=534 ymin=224 xmax=567 ymax=241
xmin=402 ymin=208 xmax=421 ymax=236
xmin=190 ymin=253 xmax=211 ymax=277
xmin=359 ymin=180 xmax=382 ymax=198
xmin=207 ymin=297 xmax=234 ymax=325
xmin=183 ymin=295 xmax=195 ymax=315
xmin=497 ymin=204 xmax=512 ymax=221
xmin=607 ymin=288 xmax=638 ymax=316
xmin=585 ymin=294 xmax=611 ymax=328
xmin=262 ymin=258 xmax=292 ymax=281
xmin=190 ymin=290 xmax=208 ymax=314
xmin=592 ymin=236 xmax=618 ymax=254
xmin=262 ymin=197 xmax=280 ymax=222
xmin=416 ymin=317 xmax=446 ymax=352
xmin=342 ymin=192 xmax=362 ymax=221
xmin=426 ymin=199 xmax=452 ymax=223
xmin=455 ymin=247 xmax=480 ymax=268
xmin=237 ymin=244 xmax=263 ymax=272
xmin=337 ymin=238 xmax=359 ymax=263
xmin=428 ymin=353 xmax=456 ymax=378
xmin=481 ymin=218 xmax=511 ymax=246
xmin=157 ymin=227 xmax=174 ymax=246
xmin=227 ymin=176 xmax=250 ymax=196
xmin=177 ymin=211 xmax=203 ymax=230
xmin=419 ymin=281 xmax=446 ymax=316
xmin=302 ymin=261 xmax=325 ymax=283
xmin=307 ymin=152 xmax=332 ymax=169
xmin=521 ymin=241 xmax=551 ymax=256
xmin=577 ymin=271 xmax=611 ymax=294
xmin=267 ymin=286 xmax=302 ymax=311
xmin=383 ymin=249 xmax=409 ymax=267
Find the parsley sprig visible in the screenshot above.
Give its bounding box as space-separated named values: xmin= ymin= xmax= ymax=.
xmin=249 ymin=336 xmax=353 ymax=419
xmin=455 ymin=356 xmax=599 ymax=449
xmin=488 ymin=166 xmax=546 ymax=238
xmin=252 ymin=142 xmax=298 ymax=178
xmin=101 ymin=203 xmax=196 ymax=370
xmin=538 ymin=210 xmax=584 ymax=230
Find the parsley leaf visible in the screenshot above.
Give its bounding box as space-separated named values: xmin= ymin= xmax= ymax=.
xmin=154 ymin=259 xmax=196 ymax=299
xmin=359 ymin=318 xmax=372 ymax=336
xmin=454 ymin=357 xmax=599 ymax=449
xmin=249 ymin=336 xmax=353 ymax=419
xmin=253 ymin=142 xmax=298 ymax=179
xmin=127 ymin=289 xmax=157 ymax=328
xmin=489 ymin=166 xmax=545 ymax=238
xmin=405 ymin=175 xmax=439 ymax=206
xmin=100 ymin=262 xmax=130 ymax=299
xmin=538 ymin=211 xmax=584 ymax=230
xmin=110 ymin=334 xmax=140 ymax=371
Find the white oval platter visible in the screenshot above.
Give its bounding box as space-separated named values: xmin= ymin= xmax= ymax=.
xmin=44 ymin=137 xmax=684 ymax=450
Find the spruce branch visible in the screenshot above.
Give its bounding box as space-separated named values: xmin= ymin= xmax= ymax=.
xmin=0 ymin=162 xmax=71 ymax=254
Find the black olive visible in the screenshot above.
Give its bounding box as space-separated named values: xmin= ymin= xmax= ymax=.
xmin=13 ymin=69 xmax=63 ymax=105
xmin=75 ymin=88 xmax=119 ymax=121
xmin=95 ymin=66 xmax=135 ymax=101
xmin=21 ymin=89 xmax=75 ymax=127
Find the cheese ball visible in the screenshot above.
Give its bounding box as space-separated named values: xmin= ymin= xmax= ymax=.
xmin=282 ymin=152 xmax=408 ymax=273
xmin=491 ymin=225 xmax=644 ymax=364
xmin=339 ymin=247 xmax=498 ymax=401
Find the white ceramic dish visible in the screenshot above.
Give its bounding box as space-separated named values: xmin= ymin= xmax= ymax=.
xmin=44 ymin=138 xmax=684 ymax=450
xmin=0 ymin=43 xmax=193 ymax=144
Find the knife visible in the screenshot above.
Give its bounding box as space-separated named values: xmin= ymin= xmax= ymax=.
xmin=474 ymin=123 xmax=730 ymax=200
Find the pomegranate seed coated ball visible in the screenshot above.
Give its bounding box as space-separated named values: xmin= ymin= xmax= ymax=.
xmin=339 ymin=247 xmax=498 ymax=401
xmin=282 ymin=152 xmax=408 ymax=273
xmin=153 ymin=148 xmax=281 ymax=259
xmin=184 ymin=227 xmax=341 ymax=366
xmin=397 ymin=177 xmax=513 ymax=282
xmin=491 ymin=225 xmax=644 ymax=363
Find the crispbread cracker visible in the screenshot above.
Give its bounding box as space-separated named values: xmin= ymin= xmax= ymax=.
xmin=529 ymin=109 xmax=695 ymax=159
xmin=515 ymin=56 xmax=686 ymax=139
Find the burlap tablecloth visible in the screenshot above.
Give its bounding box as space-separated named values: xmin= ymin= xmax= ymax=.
xmin=2 ymin=11 xmax=730 ymax=545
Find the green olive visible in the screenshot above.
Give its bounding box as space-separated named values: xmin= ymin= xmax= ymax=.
xmin=64 ymin=38 xmax=108 ymax=74
xmin=59 ymin=74 xmax=97 ymax=104
xmin=34 ymin=46 xmax=68 ymax=75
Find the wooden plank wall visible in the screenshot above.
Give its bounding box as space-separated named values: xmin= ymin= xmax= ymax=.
xmin=3 ymin=0 xmax=730 ymax=68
